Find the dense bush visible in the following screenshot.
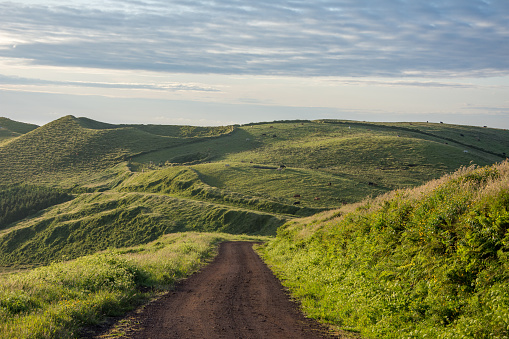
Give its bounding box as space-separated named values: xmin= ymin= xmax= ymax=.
xmin=261 ymin=161 xmax=509 ymax=338
xmin=0 ymin=185 xmax=72 ymax=230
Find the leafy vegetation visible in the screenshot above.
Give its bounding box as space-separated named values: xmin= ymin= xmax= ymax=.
xmin=0 ymin=185 xmax=72 ymax=230
xmin=260 ymin=161 xmax=509 ymax=338
xmin=0 ymin=232 xmax=265 ymax=339
xmin=1 ymin=116 xmax=508 ymax=338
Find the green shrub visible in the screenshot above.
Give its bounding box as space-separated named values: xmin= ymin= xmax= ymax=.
xmin=260 ymin=161 xmax=509 ymax=338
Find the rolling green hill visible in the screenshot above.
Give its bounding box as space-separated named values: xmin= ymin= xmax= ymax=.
xmin=0 ymin=117 xmax=38 ymax=144
xmin=0 ymin=116 xmax=507 ymax=269
xmin=0 ymin=115 xmax=234 ymax=187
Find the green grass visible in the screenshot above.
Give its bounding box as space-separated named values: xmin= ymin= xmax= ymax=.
xmin=259 ymin=160 xmax=509 ymax=338
xmin=0 ymin=116 xmax=507 ymax=271
xmin=0 ymin=116 xmax=508 ymax=337
xmin=0 ymin=191 xmax=283 ymax=267
xmin=0 ymin=232 xmax=266 ymax=339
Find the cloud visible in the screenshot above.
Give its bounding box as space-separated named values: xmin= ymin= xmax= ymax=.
xmin=0 ymin=74 xmax=219 ymax=92
xmin=461 ymin=103 xmax=509 ymax=113
xmin=0 ymin=0 xmax=508 ymax=77
xmin=326 ymin=78 xmax=483 ymax=88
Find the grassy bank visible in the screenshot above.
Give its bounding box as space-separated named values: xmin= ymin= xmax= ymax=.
xmin=260 ymin=161 xmax=509 ymax=338
xmin=0 ymin=191 xmax=283 ymax=267
xmin=116 ymin=166 xmax=322 ymax=216
xmin=0 ymin=232 xmax=265 ymax=338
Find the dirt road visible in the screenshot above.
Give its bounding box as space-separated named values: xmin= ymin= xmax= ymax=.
xmin=115 ymin=241 xmax=337 ymax=339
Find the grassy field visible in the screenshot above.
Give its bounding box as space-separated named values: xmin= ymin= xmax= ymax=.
xmin=260 ymin=161 xmax=509 ymax=338
xmin=0 ymin=115 xmax=508 ymax=338
xmin=0 ymin=116 xmax=506 ymax=270
xmin=0 ymin=232 xmax=266 ymax=339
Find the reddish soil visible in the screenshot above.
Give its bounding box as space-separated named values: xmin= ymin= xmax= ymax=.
xmin=104 ymin=241 xmax=339 ymax=338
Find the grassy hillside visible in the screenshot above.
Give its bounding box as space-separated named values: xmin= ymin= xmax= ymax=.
xmin=0 ymin=116 xmax=507 ymax=271
xmin=116 ymin=166 xmax=321 ymax=216
xmin=0 ymin=117 xmax=38 ymax=144
xmin=130 ymin=120 xmax=506 ymax=208
xmin=0 ymin=117 xmax=38 ymax=134
xmin=0 ymin=115 xmax=234 ymax=186
xmin=260 ymin=161 xmax=509 ymax=338
xmin=0 ymin=191 xmax=283 ymax=267
xmin=0 ymin=185 xmax=72 ymax=230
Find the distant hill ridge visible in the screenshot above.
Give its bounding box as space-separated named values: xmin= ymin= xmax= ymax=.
xmin=0 ymin=117 xmax=38 ymax=134
xmin=0 ymin=115 xmax=507 ymax=269
xmin=0 ymin=115 xmax=235 ymax=185
xmin=0 ymin=117 xmax=39 ymax=144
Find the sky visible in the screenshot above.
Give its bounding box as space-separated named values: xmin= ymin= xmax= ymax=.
xmin=0 ymin=0 xmax=508 ymax=128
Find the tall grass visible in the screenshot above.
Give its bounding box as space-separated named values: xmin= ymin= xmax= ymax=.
xmin=0 ymin=232 xmax=265 ymax=338
xmin=260 ymin=161 xmax=509 ymax=338
xmin=0 ymin=191 xmax=282 ymax=267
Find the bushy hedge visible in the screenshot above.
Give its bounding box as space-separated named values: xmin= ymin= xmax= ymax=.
xmin=261 ymin=161 xmax=509 ymax=338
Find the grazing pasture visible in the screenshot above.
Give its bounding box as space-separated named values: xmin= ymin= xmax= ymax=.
xmin=0 ymin=115 xmax=507 ymax=338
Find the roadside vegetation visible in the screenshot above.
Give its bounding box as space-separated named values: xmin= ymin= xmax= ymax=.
xmin=260 ymin=161 xmax=509 ymax=338
xmin=0 ymin=116 xmax=507 ymax=338
xmin=0 ymin=232 xmax=266 ymax=339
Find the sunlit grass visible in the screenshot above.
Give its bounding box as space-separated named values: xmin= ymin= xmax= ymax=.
xmin=260 ymin=161 xmax=509 ymax=338
xmin=0 ymin=232 xmax=267 ymax=338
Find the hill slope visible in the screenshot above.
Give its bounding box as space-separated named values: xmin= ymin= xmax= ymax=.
xmin=260 ymin=161 xmax=509 ymax=338
xmin=0 ymin=117 xmax=38 ymax=144
xmin=0 ymin=115 xmax=234 ymax=186
xmin=0 ymin=116 xmax=507 ymax=269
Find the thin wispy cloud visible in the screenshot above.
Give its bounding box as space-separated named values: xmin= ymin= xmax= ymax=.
xmin=1 ymin=0 xmax=508 ymax=77
xmin=326 ymin=78 xmax=485 ymax=89
xmin=0 ymin=74 xmax=220 ymax=92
